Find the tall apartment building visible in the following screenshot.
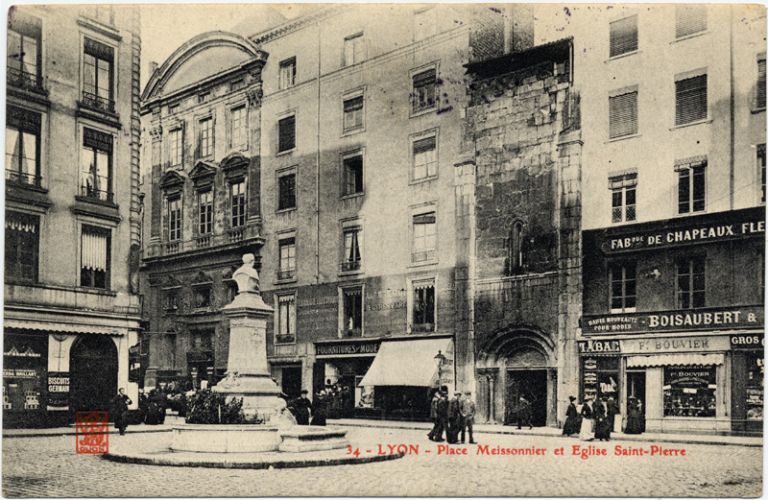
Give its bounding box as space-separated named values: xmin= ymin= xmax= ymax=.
xmin=4 ymin=6 xmax=143 ymax=427
xmin=140 ymin=5 xmax=535 ymax=420
xmin=538 ymin=5 xmax=765 ymax=434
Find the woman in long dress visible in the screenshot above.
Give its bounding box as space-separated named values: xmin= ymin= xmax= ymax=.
xmin=594 ymin=397 xmax=611 ymax=441
xmin=579 ymin=397 xmax=595 ymax=441
xmin=624 ymin=397 xmax=644 ymax=434
xmin=562 ymin=396 xmax=581 ymax=436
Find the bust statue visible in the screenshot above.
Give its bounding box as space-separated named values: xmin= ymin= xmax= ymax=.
xmin=232 ymin=254 xmax=260 ymax=294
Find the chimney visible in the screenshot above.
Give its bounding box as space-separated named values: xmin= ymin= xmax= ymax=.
xmin=505 ymin=5 xmax=534 ymax=54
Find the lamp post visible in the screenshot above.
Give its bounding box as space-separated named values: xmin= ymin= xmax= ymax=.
xmin=434 ymin=350 xmax=446 ymax=389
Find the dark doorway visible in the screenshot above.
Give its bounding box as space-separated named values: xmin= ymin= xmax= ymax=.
xmin=627 ymin=370 xmax=646 ymax=412
xmin=281 ymin=365 xmax=302 ymax=400
xmin=69 ymin=335 xmax=118 ymax=420
xmin=505 ymin=369 xmax=547 ymax=426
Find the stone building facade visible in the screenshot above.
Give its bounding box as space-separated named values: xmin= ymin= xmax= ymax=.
xmin=4 ymin=5 xmax=143 ymax=427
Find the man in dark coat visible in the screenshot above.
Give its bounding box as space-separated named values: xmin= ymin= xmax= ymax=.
xmin=562 ymin=395 xmax=580 ymax=436
xmin=427 ymin=391 xmax=441 ymax=441
xmin=111 ymin=388 xmax=132 ymax=435
xmin=594 ymin=397 xmax=611 ymax=441
xmin=434 ymin=391 xmax=449 ymax=442
xmin=311 ymin=390 xmax=328 ymax=426
xmin=291 ymin=390 xmax=313 ymax=425
xmin=447 ymin=391 xmax=462 ymax=444
xmin=460 ymin=391 xmax=476 ymax=444
xmin=517 ymin=396 xmax=532 ymax=430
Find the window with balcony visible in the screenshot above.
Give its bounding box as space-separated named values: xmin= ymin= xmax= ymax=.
xmin=197 ymin=116 xmax=213 ymax=158
xmin=342 ymin=153 xmax=364 ymax=196
xmin=5 ymin=211 xmax=39 ymax=283
xmin=676 ymin=256 xmax=706 ymax=309
xmin=412 ymin=211 xmax=436 ymax=263
xmin=82 ymin=38 xmax=114 ymax=113
xmin=80 ymin=226 xmax=110 ymax=289
xmin=344 ymin=33 xmax=364 ymax=66
xmin=7 ymin=10 xmax=42 ymax=91
xmin=343 ymin=95 xmax=364 ymax=133
xmin=278 ymin=237 xmax=296 ymax=280
xmin=80 ymin=128 xmax=113 ymax=202
xmin=412 ymin=279 xmax=435 ymax=332
xmin=278 ymin=115 xmax=296 ymax=153
xmin=677 ymin=158 xmax=706 ymax=214
xmin=412 ymin=134 xmax=437 ymax=180
xmin=675 ymin=5 xmax=707 ymax=39
xmin=197 ymin=189 xmax=213 ymax=235
xmin=279 ymin=57 xmax=296 ymax=90
xmin=608 ymin=90 xmax=638 ymax=139
xmin=341 ymin=287 xmax=363 ymax=336
xmin=276 ymin=294 xmax=296 ymax=343
xmin=278 ymin=172 xmax=296 ymax=210
xmin=230 ymin=105 xmax=247 ymax=150
xmin=230 ymin=179 xmax=246 ymax=228
xmin=412 ymin=68 xmax=437 ymax=114
xmin=5 ymin=106 xmax=41 ymax=187
xmin=609 ymin=262 xmax=636 ymax=313
xmin=610 ymin=173 xmax=637 ymax=223
xmin=675 ymin=73 xmax=707 ymax=125
xmin=341 ymin=226 xmax=362 ymax=272
xmin=167 ymin=195 xmax=182 ymax=242
xmin=168 ymin=128 xmax=183 ymax=167
xmin=609 ymin=15 xmax=638 ymax=57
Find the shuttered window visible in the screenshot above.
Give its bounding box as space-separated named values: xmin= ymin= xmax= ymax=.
xmin=278 ymin=115 xmax=295 ymax=152
xmin=413 ymin=135 xmax=437 ymax=180
xmin=343 ymin=95 xmax=364 ymax=132
xmin=675 ymin=6 xmax=707 ymax=39
xmin=609 ymin=91 xmax=638 ymax=139
xmin=757 ymin=58 xmax=766 ymax=110
xmin=609 ymin=16 xmax=638 ymax=58
xmin=758 ymin=144 xmax=766 ymax=203
xmin=412 ymin=68 xmax=437 ymax=113
xmin=276 ymin=294 xmax=296 ymax=340
xmin=675 ymin=74 xmax=707 ymax=125
xmin=278 ymin=172 xmax=296 ymax=210
xmin=412 ymin=211 xmax=436 ymax=262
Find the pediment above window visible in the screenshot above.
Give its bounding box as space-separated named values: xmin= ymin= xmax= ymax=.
xmin=221 ymin=152 xmax=249 ymax=178
xmin=189 ymin=160 xmax=218 ymax=187
xmin=159 ymin=170 xmax=186 ymax=194
xmin=192 ymin=270 xmax=213 ymax=285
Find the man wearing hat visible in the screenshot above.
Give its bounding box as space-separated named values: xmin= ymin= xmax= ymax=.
xmin=460 ymin=391 xmax=476 ymax=444
xmin=434 ymin=389 xmax=449 ymax=442
xmin=291 ymin=389 xmax=313 ymax=425
xmin=562 ymin=395 xmax=580 ymax=436
xmin=447 ymin=391 xmax=463 ymax=444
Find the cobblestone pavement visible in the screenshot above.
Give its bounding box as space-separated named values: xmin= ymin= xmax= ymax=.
xmin=3 ymin=426 xmax=762 ymax=497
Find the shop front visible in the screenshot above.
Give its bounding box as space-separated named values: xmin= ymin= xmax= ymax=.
xmin=730 ymin=333 xmax=764 ymax=434
xmin=3 ymin=331 xmax=48 ymax=428
xmin=313 ymin=338 xmax=380 ymax=418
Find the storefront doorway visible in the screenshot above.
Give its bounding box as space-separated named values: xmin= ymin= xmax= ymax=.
xmin=505 ymin=369 xmax=547 ymax=426
xmin=69 ymin=335 xmax=118 ymax=418
xmin=281 ymin=365 xmax=302 ymax=400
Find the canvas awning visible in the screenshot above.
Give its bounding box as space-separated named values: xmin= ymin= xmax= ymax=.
xmin=359 ymin=337 xmax=452 ymax=387
xmin=4 ymin=319 xmax=121 ymax=336
xmin=626 ymin=353 xmax=724 ymax=368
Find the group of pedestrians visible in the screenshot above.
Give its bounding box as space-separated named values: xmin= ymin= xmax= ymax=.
xmin=562 ymin=394 xmax=643 ymax=440
xmin=427 ymin=388 xmax=476 ymax=444
xmin=288 ymin=389 xmax=331 ymax=426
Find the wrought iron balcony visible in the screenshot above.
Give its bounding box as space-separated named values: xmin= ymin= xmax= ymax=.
xmin=81 ymin=90 xmax=115 ymax=113
xmin=7 ymin=67 xmax=43 ymax=92
xmin=146 ymin=223 xmax=262 ymax=259
xmin=6 ymin=169 xmax=42 ymax=188
xmin=79 ymin=184 xmax=114 ymax=203
xmin=277 ymin=270 xmax=296 ymax=281
xmin=340 ymin=260 xmax=361 ymax=272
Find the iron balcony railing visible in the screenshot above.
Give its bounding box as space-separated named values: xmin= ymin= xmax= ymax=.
xmin=80 ymin=183 xmax=114 ymax=203
xmin=81 ymin=90 xmax=115 ymax=113
xmin=6 ymin=169 xmax=42 ymax=188
xmin=340 ymin=260 xmax=361 ymax=272
xmin=148 ymin=224 xmax=262 ymax=258
xmin=277 ymin=270 xmax=296 ymax=280
xmin=7 ymin=67 xmax=43 ymax=92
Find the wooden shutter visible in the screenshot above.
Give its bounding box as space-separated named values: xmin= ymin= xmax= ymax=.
xmin=609 ymin=92 xmax=638 ymax=138
xmin=757 ymin=59 xmax=766 ymax=109
xmin=609 ymin=16 xmax=638 ymax=57
xmin=675 ymin=74 xmax=707 ymax=125
xmin=675 ymin=6 xmax=707 ymax=39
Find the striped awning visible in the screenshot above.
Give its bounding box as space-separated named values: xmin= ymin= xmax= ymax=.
xmin=627 ymin=353 xmax=724 ymax=368
xmin=4 ymin=319 xmax=121 ymax=336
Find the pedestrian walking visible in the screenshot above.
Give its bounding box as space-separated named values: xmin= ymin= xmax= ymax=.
xmin=579 ymin=397 xmax=595 ymax=441
xmin=111 ymin=388 xmax=132 ymax=435
xmin=625 ymin=397 xmax=644 ymax=434
xmin=608 ymin=396 xmax=621 ymax=434
xmin=517 ymin=396 xmax=532 ymax=430
xmin=291 ymin=389 xmax=313 ymax=425
xmin=447 ymin=391 xmax=462 ymax=444
xmin=434 ymin=390 xmax=449 ymax=442
xmin=460 ymin=391 xmax=476 ymax=444
xmin=594 ymin=396 xmax=611 ymax=441
xmin=562 ymin=395 xmax=580 ymax=436
xmin=311 ymin=389 xmax=328 ymax=426
xmin=427 ymin=390 xmax=441 ymax=441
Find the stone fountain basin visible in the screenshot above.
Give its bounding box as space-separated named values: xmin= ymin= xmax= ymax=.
xmin=170 ymin=424 xmax=349 ymax=454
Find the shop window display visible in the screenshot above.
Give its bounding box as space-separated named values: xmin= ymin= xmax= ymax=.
xmin=746 ymin=353 xmax=764 ymax=422
xmin=663 ymin=366 xmax=716 ymax=417
xmin=581 ymin=356 xmax=619 ymax=401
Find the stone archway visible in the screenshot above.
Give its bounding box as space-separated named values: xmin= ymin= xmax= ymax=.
xmin=69 ymin=335 xmax=118 ymax=418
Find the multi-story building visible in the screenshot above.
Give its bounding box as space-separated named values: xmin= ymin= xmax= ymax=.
xmin=537 ymin=5 xmax=765 ymax=434
xmin=4 ymin=5 xmax=143 ymax=427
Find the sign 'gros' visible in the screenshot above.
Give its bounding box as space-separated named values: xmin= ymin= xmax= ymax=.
xmin=580 ymin=306 xmax=763 ymax=335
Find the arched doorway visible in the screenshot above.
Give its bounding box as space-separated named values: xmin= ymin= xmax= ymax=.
xmin=69 ymin=335 xmax=118 ymax=418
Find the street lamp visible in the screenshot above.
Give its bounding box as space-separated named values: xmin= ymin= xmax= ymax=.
xmin=434 ymin=350 xmax=446 ymax=388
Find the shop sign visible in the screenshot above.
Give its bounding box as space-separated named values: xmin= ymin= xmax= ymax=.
xmin=578 ymin=340 xmax=621 ymax=355
xmin=316 ymin=341 xmax=380 ymax=357
xmin=621 ymin=335 xmax=730 ymax=354
xmin=3 ymin=368 xmax=38 ymax=379
xmin=581 ymin=306 xmax=763 ymax=335
xmin=47 ymin=372 xmax=69 ymax=411
xmin=730 ymin=333 xmax=765 ymax=349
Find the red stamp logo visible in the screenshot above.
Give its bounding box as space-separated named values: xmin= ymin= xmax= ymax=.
xmin=75 ymin=411 xmax=109 ymax=454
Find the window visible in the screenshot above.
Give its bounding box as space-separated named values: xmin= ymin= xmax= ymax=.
xmin=342 ymin=227 xmax=362 ymax=272
xmin=413 ymin=8 xmax=437 ymax=42
xmin=197 ymin=189 xmax=213 ymax=235
xmin=7 ymin=10 xmax=42 ymax=89
xmin=609 ymin=15 xmax=638 ymax=57
xmin=192 ymin=286 xmax=212 ymax=308
xmin=230 ymin=105 xmax=247 ymax=150
xmin=412 ymin=280 xmax=435 ymax=332
xmin=80 ymin=226 xmax=110 ymax=289
xmin=677 ymin=159 xmax=706 ymax=214
xmin=608 ymin=91 xmax=638 ymax=139
xmin=342 ymin=154 xmax=364 ymax=196
xmin=197 ymin=117 xmax=213 ymax=158
xmin=609 ymin=262 xmax=636 ymax=312
xmin=507 ymin=221 xmax=525 ymax=275
xmin=5 ymin=106 xmax=41 ymax=186
xmin=278 ymin=237 xmax=296 ymax=280
xmin=675 ymin=74 xmax=707 ymax=125
xmin=164 ymin=290 xmax=179 ymax=311
xmin=5 ymin=211 xmax=39 ymax=282
xmin=344 ymin=33 xmax=364 ymax=66
xmin=412 ymin=68 xmax=437 ymax=114
xmin=276 ymin=294 xmax=296 ymax=342
xmin=664 ymin=366 xmax=716 ymax=417
xmin=412 ymin=135 xmax=437 ymax=180
xmin=279 ymin=57 xmax=296 ymax=90
xmin=343 ymin=95 xmax=364 ymax=132
xmin=278 ymin=172 xmax=296 ymax=210
xmin=757 ymin=58 xmax=766 ymax=110
xmin=82 ymin=38 xmax=115 ymax=112
xmin=676 ymin=256 xmax=705 ymax=309
xmin=759 ymin=144 xmax=766 ymax=203
xmin=80 ymin=128 xmax=113 ymax=202
xmin=168 ymin=128 xmax=183 ymax=167
xmin=412 ymin=211 xmax=436 ymax=262
xmin=341 ymin=287 xmax=363 ymax=336
xmin=610 ymin=173 xmax=637 ymax=223
xmin=675 ymin=6 xmax=707 ymax=39
xmin=167 ymin=196 xmax=182 ymax=241
xmin=230 ymin=179 xmax=247 ymax=228
xmin=278 ymin=115 xmax=296 ymax=153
